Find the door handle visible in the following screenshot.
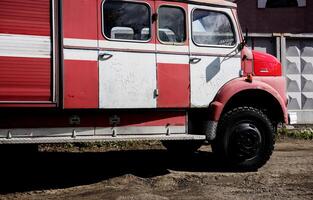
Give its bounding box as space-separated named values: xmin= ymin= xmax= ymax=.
xmin=190 ymin=57 xmax=201 ymax=64
xmin=99 ymin=52 xmax=113 ymax=61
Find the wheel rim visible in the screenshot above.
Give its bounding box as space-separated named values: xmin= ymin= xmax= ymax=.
xmin=229 ymin=121 xmax=262 ymax=161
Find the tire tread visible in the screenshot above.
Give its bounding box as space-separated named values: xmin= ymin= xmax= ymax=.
xmin=212 ymin=106 xmax=275 ymax=171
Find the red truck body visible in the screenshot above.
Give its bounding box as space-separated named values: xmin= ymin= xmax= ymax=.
xmin=0 ymin=0 xmax=291 ymax=170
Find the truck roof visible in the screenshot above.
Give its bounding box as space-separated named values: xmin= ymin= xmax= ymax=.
xmin=172 ymin=0 xmax=237 ymax=8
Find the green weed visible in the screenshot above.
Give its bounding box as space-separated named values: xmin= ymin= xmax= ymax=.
xmin=278 ymin=127 xmax=313 ymax=140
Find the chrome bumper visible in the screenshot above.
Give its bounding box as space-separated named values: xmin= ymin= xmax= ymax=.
xmin=288 ymin=112 xmax=297 ymax=125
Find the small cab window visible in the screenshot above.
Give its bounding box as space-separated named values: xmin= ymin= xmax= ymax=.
xmin=192 ymin=9 xmax=236 ymax=46
xmin=158 ymin=6 xmax=186 ymax=43
xmin=103 ymin=1 xmax=151 ymax=41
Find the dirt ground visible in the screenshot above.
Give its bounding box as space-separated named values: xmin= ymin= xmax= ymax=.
xmin=0 ymin=138 xmax=312 ymax=200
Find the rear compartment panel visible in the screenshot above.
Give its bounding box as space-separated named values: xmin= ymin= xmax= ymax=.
xmin=0 ymin=0 xmax=52 ymax=102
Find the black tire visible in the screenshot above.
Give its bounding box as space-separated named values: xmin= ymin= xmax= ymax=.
xmin=162 ymin=140 xmax=204 ymax=154
xmin=212 ymin=106 xmax=275 ymax=171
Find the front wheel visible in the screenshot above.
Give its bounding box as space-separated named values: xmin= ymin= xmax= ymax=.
xmin=212 ymin=106 xmax=275 ymax=171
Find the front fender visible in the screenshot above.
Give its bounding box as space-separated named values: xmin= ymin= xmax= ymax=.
xmin=208 ymin=77 xmax=288 ymax=123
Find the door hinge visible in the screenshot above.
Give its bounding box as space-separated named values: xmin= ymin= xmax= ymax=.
xmin=154 ymin=89 xmax=159 ymax=98
xmin=152 ymin=13 xmax=158 ymax=22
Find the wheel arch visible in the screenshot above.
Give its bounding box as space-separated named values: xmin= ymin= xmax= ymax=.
xmin=208 ymin=77 xmax=288 ymax=124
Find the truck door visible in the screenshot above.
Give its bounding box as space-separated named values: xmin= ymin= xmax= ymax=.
xmin=188 ymin=5 xmax=241 ymax=107
xmin=155 ymin=1 xmax=190 ymax=108
xmin=98 ymin=0 xmax=157 ymax=109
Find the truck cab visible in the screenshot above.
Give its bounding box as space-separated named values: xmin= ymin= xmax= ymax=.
xmin=0 ymin=0 xmax=290 ymax=170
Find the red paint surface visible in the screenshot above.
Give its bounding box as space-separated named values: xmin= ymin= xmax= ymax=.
xmin=0 ymin=111 xmax=96 ymax=128
xmin=97 ymin=0 xmax=103 ymax=40
xmin=95 ymin=111 xmax=186 ymax=127
xmin=0 ymin=111 xmax=185 ymax=128
xmin=63 ymin=0 xmax=98 ymax=40
xmin=64 ymin=60 xmax=98 ymax=109
xmin=208 ymin=77 xmax=288 ymax=123
xmin=0 ymin=56 xmax=51 ymax=101
xmin=157 ymin=63 xmax=190 ymax=108
xmin=253 ymin=50 xmax=282 ymax=76
xmin=0 ymin=103 xmax=56 ymax=108
xmin=0 ymin=0 xmax=51 ymax=36
xmin=254 ymin=77 xmax=287 ymax=106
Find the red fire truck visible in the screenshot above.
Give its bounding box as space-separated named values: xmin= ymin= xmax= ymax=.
xmin=0 ymin=0 xmax=294 ymax=170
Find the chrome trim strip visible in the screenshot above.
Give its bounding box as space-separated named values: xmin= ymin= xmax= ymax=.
xmin=96 ymin=126 xmax=186 ymax=135
xmin=0 ymin=127 xmax=94 ymax=138
xmin=288 ymin=112 xmax=297 ymax=125
xmin=0 ymin=134 xmax=205 ymax=144
xmin=0 ymin=126 xmax=187 ymax=138
xmin=52 ymin=0 xmax=56 ymax=103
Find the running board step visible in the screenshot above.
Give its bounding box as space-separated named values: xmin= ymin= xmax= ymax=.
xmin=0 ymin=134 xmax=206 ymax=144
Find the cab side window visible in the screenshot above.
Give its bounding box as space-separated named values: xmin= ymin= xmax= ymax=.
xmin=192 ymin=9 xmax=236 ymax=46
xmin=158 ymin=6 xmax=186 ymax=43
xmin=103 ymin=1 xmax=151 ymax=41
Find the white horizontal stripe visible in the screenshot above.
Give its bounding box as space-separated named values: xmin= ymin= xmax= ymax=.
xmin=157 ymin=44 xmax=189 ymax=53
xmin=64 ymin=49 xmax=98 ymax=61
xmin=64 ymin=38 xmax=98 ymax=48
xmin=157 ymin=54 xmax=190 ymax=64
xmin=99 ymin=40 xmax=155 ymax=51
xmin=0 ymin=33 xmax=51 ymax=58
